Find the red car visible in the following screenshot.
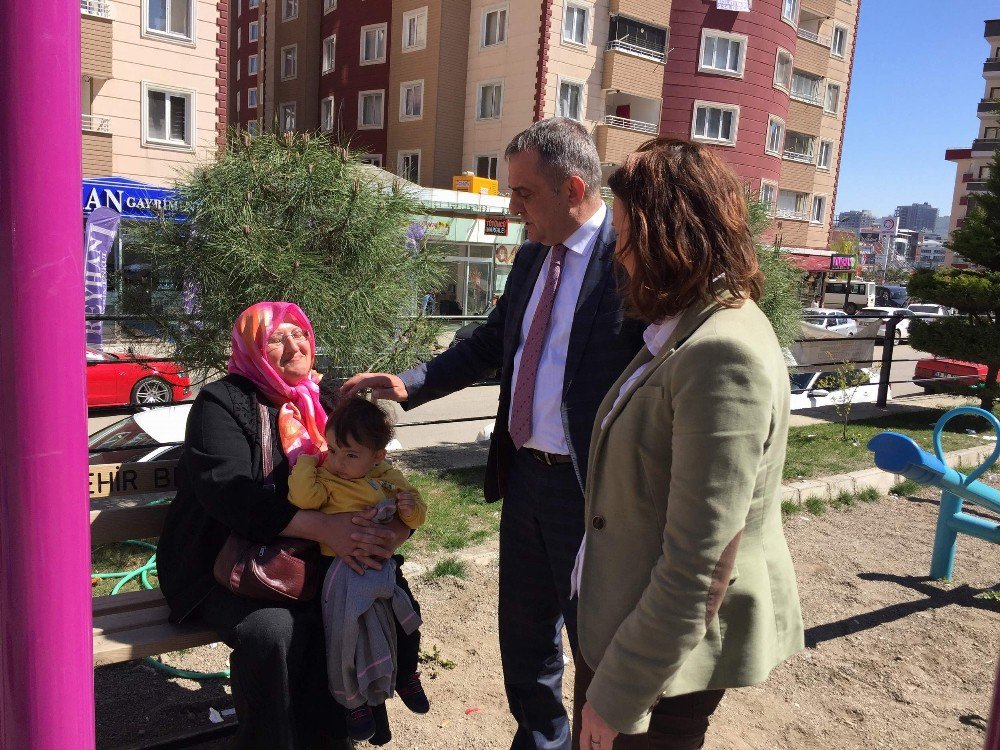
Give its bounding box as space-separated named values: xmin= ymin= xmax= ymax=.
xmin=86 ymin=347 xmax=191 ymax=407
xmin=912 ymin=357 xmax=998 ymax=393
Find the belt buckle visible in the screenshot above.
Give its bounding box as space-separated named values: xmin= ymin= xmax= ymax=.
xmin=540 ymin=450 xmax=555 ymax=466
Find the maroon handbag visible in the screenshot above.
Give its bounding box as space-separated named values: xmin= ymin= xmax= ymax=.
xmin=213 ymin=402 xmax=320 ymax=603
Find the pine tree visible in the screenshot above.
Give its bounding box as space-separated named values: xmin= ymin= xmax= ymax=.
xmin=908 ymin=150 xmax=1000 ymax=412
xmin=127 ymin=130 xmax=446 ymax=379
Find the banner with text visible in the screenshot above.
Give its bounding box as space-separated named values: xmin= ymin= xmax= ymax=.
xmin=83 ymin=207 xmax=121 ymax=349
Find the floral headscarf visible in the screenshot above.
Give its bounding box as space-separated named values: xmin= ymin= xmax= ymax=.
xmin=228 ymin=302 xmax=327 ymax=465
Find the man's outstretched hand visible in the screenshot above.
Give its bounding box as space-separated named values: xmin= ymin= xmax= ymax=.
xmin=340 ymin=372 xmax=409 ymax=402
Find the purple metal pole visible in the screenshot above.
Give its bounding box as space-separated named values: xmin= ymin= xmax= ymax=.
xmin=0 ymin=1 xmax=94 ymax=748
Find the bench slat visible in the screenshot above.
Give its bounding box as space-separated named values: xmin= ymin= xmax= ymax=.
xmin=91 ymin=505 xmax=171 ymax=546
xmin=92 ymin=588 xmax=165 ymax=618
xmin=94 ymin=603 xmax=175 ymax=637
xmin=93 ymin=622 xmax=219 ymax=667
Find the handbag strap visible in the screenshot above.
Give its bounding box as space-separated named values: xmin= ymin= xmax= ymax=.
xmin=258 ymin=401 xmax=275 ymax=482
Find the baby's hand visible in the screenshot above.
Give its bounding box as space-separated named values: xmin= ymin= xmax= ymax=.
xmin=396 ymin=491 xmax=417 ymax=519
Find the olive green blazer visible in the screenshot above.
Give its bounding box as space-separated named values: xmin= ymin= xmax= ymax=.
xmin=578 ymin=296 xmax=804 ymax=735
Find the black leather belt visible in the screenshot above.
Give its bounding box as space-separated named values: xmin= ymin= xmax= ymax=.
xmin=524 ymin=448 xmax=573 ymax=466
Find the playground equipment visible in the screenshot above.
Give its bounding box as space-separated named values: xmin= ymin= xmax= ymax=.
xmin=867 ymin=406 xmax=1000 ymax=580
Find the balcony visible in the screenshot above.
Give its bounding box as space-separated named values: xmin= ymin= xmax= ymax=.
xmin=774 ymin=208 xmax=811 ymax=222
xmin=608 ymin=0 xmax=672 ymax=29
xmin=594 ymin=118 xmax=659 ymax=165
xmin=82 ymin=125 xmax=112 ymax=179
xmin=603 ymin=115 xmax=657 ymax=134
xmin=972 ymin=138 xmax=1000 ymax=153
xmin=978 ymin=100 xmax=999 ymax=115
xmin=602 ymin=46 xmax=665 ymax=100
xmin=962 ymin=172 xmax=974 ymax=182
xmin=790 ymin=89 xmax=823 ymax=106
xmin=967 ymin=180 xmax=988 ymax=192
xmin=80 ymin=0 xmax=112 ymax=18
xmin=607 ymin=36 xmax=665 ymax=62
xmin=783 ymin=149 xmax=815 ymax=164
xmin=82 ymin=114 xmax=111 ymax=133
xmin=985 ymin=58 xmax=1000 ymax=74
xmin=82 ymin=2 xmax=112 ymax=80
xmin=796 ymin=26 xmax=831 ymax=46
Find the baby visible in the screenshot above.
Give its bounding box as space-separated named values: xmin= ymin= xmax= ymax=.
xmin=289 ymin=396 xmax=428 ymax=743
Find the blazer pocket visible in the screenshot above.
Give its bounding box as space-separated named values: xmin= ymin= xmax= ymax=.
xmin=632 ymin=385 xmax=664 ymax=400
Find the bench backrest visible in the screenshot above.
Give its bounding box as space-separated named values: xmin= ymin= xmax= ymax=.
xmin=89 ymin=459 xmax=179 ymax=544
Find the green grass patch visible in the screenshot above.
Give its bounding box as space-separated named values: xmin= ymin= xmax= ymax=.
xmin=401 ymin=467 xmax=495 ymax=557
xmin=890 ymin=479 xmax=921 ymax=497
xmin=91 ymin=539 xmax=158 ymax=597
xmin=857 ymin=487 xmax=881 ymax=503
xmin=831 ymin=490 xmax=856 ymax=509
xmin=975 ymin=588 xmax=1000 ymax=602
xmin=781 ymin=499 xmax=802 ymax=516
xmin=804 ymin=496 xmax=827 ymax=515
xmin=784 ymin=409 xmax=987 ymax=482
xmin=425 ymin=556 xmax=468 ymax=580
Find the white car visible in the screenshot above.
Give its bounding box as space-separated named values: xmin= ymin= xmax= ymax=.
xmin=789 ymin=369 xmax=883 ymax=411
xmin=858 ymin=306 xmax=915 ymax=343
xmin=906 ymin=303 xmax=951 ymax=319
xmin=803 ymin=308 xmax=858 ymax=337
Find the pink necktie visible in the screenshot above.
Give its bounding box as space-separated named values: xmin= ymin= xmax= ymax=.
xmin=510 ymin=244 xmax=569 ymax=449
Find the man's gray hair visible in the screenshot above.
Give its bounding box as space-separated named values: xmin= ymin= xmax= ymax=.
xmin=505 ymin=118 xmax=603 ymax=196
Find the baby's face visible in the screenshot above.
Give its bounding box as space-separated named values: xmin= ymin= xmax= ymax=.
xmin=321 ymin=435 xmax=384 ymax=480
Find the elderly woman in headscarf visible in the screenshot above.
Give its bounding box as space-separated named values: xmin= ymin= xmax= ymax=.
xmin=157 ymin=302 xmax=408 ymax=750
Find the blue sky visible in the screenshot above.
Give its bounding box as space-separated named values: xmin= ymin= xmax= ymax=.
xmin=835 ymin=0 xmax=997 ymax=219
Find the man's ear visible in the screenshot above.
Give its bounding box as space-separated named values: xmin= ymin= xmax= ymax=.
xmin=566 ymin=174 xmax=588 ymax=207
xmin=374 ymin=448 xmax=387 ymax=465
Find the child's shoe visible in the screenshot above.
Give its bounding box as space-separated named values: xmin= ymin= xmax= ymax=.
xmin=346 ymin=705 xmax=376 ymax=742
xmin=397 ymin=672 xmax=430 ymax=714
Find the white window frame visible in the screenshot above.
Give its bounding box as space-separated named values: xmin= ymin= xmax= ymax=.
xmin=402 ymin=7 xmax=428 ymax=52
xmin=774 ymin=48 xmax=792 ymax=92
xmin=360 ymin=23 xmax=388 ymax=65
xmin=282 ymin=0 xmax=298 ymax=21
xmin=476 ymin=80 xmax=504 ymax=120
xmin=280 ymin=44 xmax=298 ymax=81
xmin=279 ymin=102 xmax=297 ymax=133
xmin=142 ymin=0 xmax=196 ymax=44
xmin=817 ymin=139 xmax=833 ymax=170
xmin=556 ymin=77 xmax=585 ymax=120
xmin=398 ymin=150 xmax=421 ymax=184
xmin=781 ymin=0 xmax=799 ymax=27
xmin=249 ymin=20 xmax=259 ymax=42
xmin=811 ymin=194 xmax=827 ymax=224
xmin=765 ymin=115 xmax=784 ymax=156
xmin=481 ymin=3 xmax=508 ymax=48
xmin=474 ymin=154 xmax=499 ymax=180
xmin=791 ymin=69 xmax=822 ymax=105
xmin=831 ymin=24 xmax=847 ymax=58
xmin=691 ymin=100 xmax=739 ymax=146
xmin=248 ymin=54 xmax=259 ymax=75
xmin=698 ymin=29 xmax=747 ymax=78
xmin=320 ymin=96 xmax=335 ymax=132
xmin=360 ymin=154 xmax=383 ymax=167
xmin=824 ymin=81 xmax=842 ymax=114
xmin=759 ymin=181 xmax=777 ymax=212
xmin=561 ymin=3 xmax=590 ymax=48
xmin=141 ymin=81 xmax=195 ymax=151
xmin=358 ymin=89 xmax=385 ymax=129
xmin=399 ymin=79 xmax=424 ymax=121
xmin=323 ymin=0 xmax=336 ymax=12
xmin=322 ymin=35 xmax=336 ymax=73
xmin=247 ymin=86 xmax=258 ymax=108
xmin=783 ymin=130 xmax=815 ymax=163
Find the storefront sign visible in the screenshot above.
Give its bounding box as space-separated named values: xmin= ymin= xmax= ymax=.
xmin=84 ymin=207 xmax=121 ymax=349
xmin=484 ymin=217 xmax=509 ymax=236
xmin=83 ymin=176 xmax=189 ymax=221
xmin=716 ymin=0 xmax=751 ymax=9
xmin=830 ymin=254 xmax=855 ymax=271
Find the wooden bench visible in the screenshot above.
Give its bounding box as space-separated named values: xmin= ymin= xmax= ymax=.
xmin=90 ymin=459 xmax=218 ymax=667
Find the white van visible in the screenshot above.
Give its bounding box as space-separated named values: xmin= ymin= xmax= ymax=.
xmin=823 ymin=280 xmax=875 ymax=314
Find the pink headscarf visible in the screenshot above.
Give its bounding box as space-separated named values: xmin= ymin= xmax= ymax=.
xmin=228 ymin=301 xmax=327 ymax=465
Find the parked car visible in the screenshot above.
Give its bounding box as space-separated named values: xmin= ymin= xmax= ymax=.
xmin=906 ymin=303 xmax=951 ymax=319
xmin=789 ymin=368 xmax=883 ymax=411
xmin=86 ymin=347 xmax=191 ymax=407
xmin=912 ymin=357 xmax=999 ymax=393
xmin=88 ymin=404 xmax=190 ymax=465
xmin=875 ymin=285 xmax=908 ymax=308
xmin=857 ymin=306 xmax=915 ymax=343
xmin=803 ymin=308 xmax=858 ymax=337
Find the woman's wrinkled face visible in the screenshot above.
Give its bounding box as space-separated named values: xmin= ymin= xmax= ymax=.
xmin=265 ymin=321 xmax=313 ymax=385
xmin=611 ymin=197 xmax=635 ymax=278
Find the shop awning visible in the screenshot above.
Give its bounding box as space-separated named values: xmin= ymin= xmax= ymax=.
xmin=83 ymin=176 xmax=186 ymax=221
xmin=783 ymin=253 xmax=834 ymax=273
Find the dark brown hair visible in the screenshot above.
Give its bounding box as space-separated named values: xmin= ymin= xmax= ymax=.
xmin=607 ymin=137 xmax=764 ymax=322
xmin=325 ymin=396 xmax=394 ymax=452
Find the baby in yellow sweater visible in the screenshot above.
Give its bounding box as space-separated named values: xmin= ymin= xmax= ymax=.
xmin=288 ymin=396 xmax=429 ymax=742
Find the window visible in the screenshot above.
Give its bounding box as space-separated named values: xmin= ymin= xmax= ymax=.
xmin=281 ymin=45 xmax=297 ymax=80
xmin=991 ymin=86 xmax=1000 ymax=98
xmin=783 ymin=130 xmax=815 ymax=162
xmin=358 ymin=90 xmax=384 ymax=129
xmin=824 ymin=82 xmax=841 ymax=114
xmin=562 ymin=4 xmax=589 ymax=46
xmin=781 ymin=0 xmax=799 ymax=25
xmin=247 ymin=87 xmax=258 ymax=108
xmin=774 ymin=48 xmax=792 ymax=91
xmin=360 ymin=24 xmax=387 ymax=64
xmin=248 ymin=54 xmax=258 ymax=74
xmin=142 ymin=83 xmax=193 ymax=149
xmin=249 ymin=0 xmax=258 ymax=7
xmin=247 ymin=120 xmax=260 ymax=135
xmin=765 ymin=116 xmax=784 ymax=155
xmin=323 ymin=0 xmax=336 ymax=11
xmin=811 ymin=195 xmax=827 ymax=224
xmin=236 ymin=59 xmax=241 ymax=81
xmin=482 ymin=5 xmax=508 ymax=47
xmin=608 ymin=15 xmax=667 ymax=61
xmin=402 ymin=8 xmax=427 ymax=51
xmin=280 ymin=102 xmax=296 ymax=132
xmin=557 ymin=79 xmax=584 ymax=120
xmin=249 ymin=21 xmax=259 ymax=42
xmin=321 ymin=97 xmax=334 ymax=132
xmin=791 ymin=69 xmax=822 ymax=104
xmin=986 ymin=126 xmax=1000 ymax=138
xmin=979 ymin=165 xmax=992 ymax=179
xmin=759 ymin=181 xmax=777 ymax=212
xmin=144 ymin=0 xmax=193 ymax=42
xmin=322 ymin=35 xmax=336 ymax=73
xmin=777 ymin=189 xmax=809 ymax=220
xmin=691 ymin=101 xmax=738 ymax=145
xmin=817 ymin=140 xmax=833 ymax=169
xmin=398 ymin=151 xmax=420 ymax=183
xmin=237 ymin=27 xmax=241 ymax=46
xmin=477 ymin=81 xmax=503 ymax=120
xmin=360 ymin=154 xmax=383 ymax=167
xmin=699 ymin=30 xmax=746 ymax=77
xmin=400 ymin=80 xmax=424 ymax=120
xmin=831 ymin=25 xmax=847 ymax=57
xmin=282 ymin=0 xmax=298 ymax=21
xmin=475 ymin=155 xmax=498 ymax=180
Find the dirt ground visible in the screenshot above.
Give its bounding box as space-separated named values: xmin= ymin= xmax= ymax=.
xmin=95 ymin=479 xmax=1000 ymax=750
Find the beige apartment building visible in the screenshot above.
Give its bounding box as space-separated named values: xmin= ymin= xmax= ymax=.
xmin=82 ymin=0 xmax=226 ymax=185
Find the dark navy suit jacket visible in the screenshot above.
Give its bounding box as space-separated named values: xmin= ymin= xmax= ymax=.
xmin=399 ymin=212 xmax=645 ymax=501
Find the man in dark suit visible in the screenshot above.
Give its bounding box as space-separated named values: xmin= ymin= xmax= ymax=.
xmin=342 ymin=118 xmax=645 ymax=750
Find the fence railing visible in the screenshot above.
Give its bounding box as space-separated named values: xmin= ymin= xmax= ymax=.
xmin=606 ymin=36 xmax=666 ymax=62
xmin=602 ymin=115 xmax=658 ymax=134
xmin=783 ymin=149 xmax=814 ymax=164
xmin=796 ymin=27 xmax=831 ymax=46
xmin=775 ymin=208 xmax=811 ymax=221
xmin=81 ymin=114 xmax=111 ymax=133
xmin=790 ymin=90 xmax=823 ymax=106
xmin=80 ymin=0 xmax=112 ymax=18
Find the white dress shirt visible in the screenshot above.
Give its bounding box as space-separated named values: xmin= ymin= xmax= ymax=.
xmin=509 ymin=202 xmax=607 ymax=455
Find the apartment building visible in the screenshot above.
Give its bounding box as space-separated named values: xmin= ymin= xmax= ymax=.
xmin=944 ymin=18 xmax=1000 ymax=268
xmin=230 ymin=0 xmax=857 ymax=251
xmin=82 ymin=0 xmax=226 ymax=184
xmin=894 ymin=202 xmax=939 ymax=232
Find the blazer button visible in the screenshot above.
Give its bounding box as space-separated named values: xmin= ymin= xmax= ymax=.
xmin=592 ymin=516 xmax=606 ymax=530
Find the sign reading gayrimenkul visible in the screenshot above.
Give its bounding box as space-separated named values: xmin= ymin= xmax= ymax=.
xmin=84 ymin=207 xmax=121 ymax=349
xmin=82 ymin=176 xmax=190 ymax=221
